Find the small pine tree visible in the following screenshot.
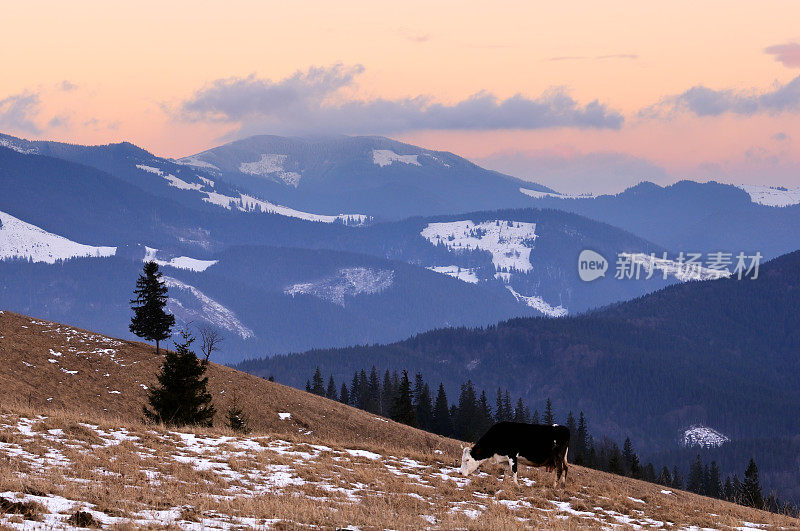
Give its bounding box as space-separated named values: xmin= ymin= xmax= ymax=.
xmin=130 ymin=261 xmax=175 ymax=355
xmin=531 ymin=409 xmax=540 ymax=425
xmin=339 ymin=382 xmax=350 ymax=405
xmin=391 ymin=370 xmax=417 ymax=427
xmin=672 ymin=466 xmax=684 ymax=489
xmin=143 ymin=330 xmax=215 ymax=427
xmin=622 ymin=437 xmax=640 ymax=478
xmin=225 ymin=393 xmax=248 ymax=433
xmin=366 ymin=366 xmax=381 ymax=413
xmin=742 ymin=458 xmax=764 ymax=509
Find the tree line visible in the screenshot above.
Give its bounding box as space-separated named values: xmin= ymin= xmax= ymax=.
xmin=306 ymin=365 xmax=797 ymax=516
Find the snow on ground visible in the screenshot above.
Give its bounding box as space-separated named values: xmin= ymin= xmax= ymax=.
xmin=421 ymin=220 xmax=537 ymax=273
xmin=238 ymin=154 xmax=301 ymax=187
xmin=519 ymin=188 xmax=595 ymax=200
xmin=426 ymin=265 xmax=480 ymax=284
xmin=620 ymin=253 xmax=732 ymax=282
xmin=162 ymin=277 xmax=255 ymax=340
xmin=0 ymin=414 xmax=786 ymax=530
xmin=682 ymin=425 xmax=730 ymax=448
xmin=505 ymin=286 xmax=568 ymax=317
xmin=285 ymin=267 xmax=394 ymax=306
xmin=736 ymin=184 xmax=800 ymax=207
xmin=372 ymin=149 xmax=421 ymax=167
xmin=0 ymin=211 xmax=116 ymax=264
xmin=143 ymin=246 xmax=217 ymax=272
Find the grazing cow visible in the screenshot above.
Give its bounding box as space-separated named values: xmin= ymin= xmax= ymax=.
xmin=460 ymin=422 xmax=570 ymax=487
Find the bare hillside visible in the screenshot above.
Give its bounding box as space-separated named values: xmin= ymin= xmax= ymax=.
xmin=1 ymin=310 xmax=798 ymax=529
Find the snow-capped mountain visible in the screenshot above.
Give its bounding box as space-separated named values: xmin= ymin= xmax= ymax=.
xmin=519 ymin=180 xmax=800 ymax=260
xmin=177 ymin=135 xmax=553 ymax=219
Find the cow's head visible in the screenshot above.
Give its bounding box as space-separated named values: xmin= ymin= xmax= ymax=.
xmin=460 ymin=446 xmax=480 ymax=476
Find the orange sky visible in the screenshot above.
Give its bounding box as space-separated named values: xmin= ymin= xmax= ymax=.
xmin=2 ymin=1 xmax=800 ymax=191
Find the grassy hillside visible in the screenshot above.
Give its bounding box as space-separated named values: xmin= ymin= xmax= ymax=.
xmin=1 ymin=310 xmax=797 ymax=529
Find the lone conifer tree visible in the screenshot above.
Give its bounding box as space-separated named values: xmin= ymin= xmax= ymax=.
xmin=130 ymin=261 xmax=175 ymax=355
xmin=143 ymin=329 xmax=215 ymax=427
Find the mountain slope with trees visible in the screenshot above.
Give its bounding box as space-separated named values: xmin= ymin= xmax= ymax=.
xmin=239 ymin=250 xmax=800 ymax=502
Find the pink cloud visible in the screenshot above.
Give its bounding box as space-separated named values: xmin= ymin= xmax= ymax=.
xmin=764 ymin=42 xmax=800 ymax=68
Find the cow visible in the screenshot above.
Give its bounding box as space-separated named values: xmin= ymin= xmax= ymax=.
xmin=459 ymin=421 xmax=570 ymax=487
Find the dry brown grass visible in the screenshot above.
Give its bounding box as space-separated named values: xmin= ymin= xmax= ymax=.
xmin=1 ymin=310 xmax=799 ymax=529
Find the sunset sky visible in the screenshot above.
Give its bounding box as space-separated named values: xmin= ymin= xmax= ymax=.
xmin=2 ymin=1 xmax=800 ymax=192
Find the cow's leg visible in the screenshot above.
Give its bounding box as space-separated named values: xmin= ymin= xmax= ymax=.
xmin=503 ymin=456 xmax=514 ymax=482
xmin=561 ymin=448 xmax=569 ymax=487
xmin=553 ymin=459 xmax=562 ymax=488
xmin=511 ymin=455 xmax=519 ymax=486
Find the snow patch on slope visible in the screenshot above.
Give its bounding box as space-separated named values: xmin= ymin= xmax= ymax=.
xmin=0 ymin=211 xmax=116 ymax=263
xmin=285 ymin=267 xmax=394 ymax=306
xmin=372 ymin=149 xmax=421 ymax=167
xmin=426 ymin=265 xmax=479 ymax=284
xmin=238 ymin=154 xmax=301 ymax=187
xmin=163 ymin=277 xmax=254 ymax=339
xmin=143 ymin=247 xmax=217 ymax=272
xmin=0 ymin=138 xmax=37 ymax=155
xmin=506 ymin=286 xmax=568 ymax=317
xmin=203 ymin=190 xmax=368 ymax=225
xmin=736 ymin=184 xmax=800 ymax=207
xmin=174 ymin=156 xmax=220 ymax=171
xmin=520 ymin=188 xmax=595 ymax=200
xmin=136 ymin=164 xmax=204 ymax=191
xmin=421 ymin=220 xmax=537 ymax=272
xmin=682 ymin=425 xmax=729 ymax=448
xmin=621 ymin=253 xmax=731 ymax=282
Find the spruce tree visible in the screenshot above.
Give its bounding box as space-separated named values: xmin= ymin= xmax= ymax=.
xmin=575 ymin=412 xmax=588 ymax=465
xmin=367 ymin=367 xmax=381 ymax=414
xmin=742 ymin=458 xmax=764 ymax=509
xmin=543 ymin=398 xmax=554 ymax=425
xmin=391 ymin=370 xmax=417 ymax=427
xmin=514 ymin=398 xmax=527 ymax=423
xmin=495 ymin=388 xmax=505 ymax=422
xmin=477 ymin=390 xmax=493 ymax=435
xmin=381 ymin=370 xmax=394 ymax=415
xmin=326 ymin=376 xmax=338 ymax=400
xmin=723 ymin=476 xmax=735 ymax=502
xmin=225 ymin=393 xmax=248 ymax=433
xmin=531 ymin=409 xmax=540 ymax=424
xmin=130 ymin=261 xmax=175 ymax=355
xmin=622 ymin=437 xmax=640 ymax=478
xmin=455 ymin=381 xmax=479 ymax=441
xmin=687 ymin=454 xmax=705 ymax=494
xmin=708 ymin=461 xmax=722 ymax=499
xmin=672 ymin=466 xmax=684 ymax=489
xmin=143 ymin=330 xmax=215 ymax=427
xmin=502 ymin=390 xmax=512 ymax=422
xmin=339 ymin=382 xmax=350 ymax=405
xmin=415 ymin=382 xmax=433 ymax=431
xmin=657 ymin=466 xmax=672 ymax=486
xmin=432 ymin=383 xmax=453 ymax=436
xmin=311 ymin=367 xmax=325 ymax=396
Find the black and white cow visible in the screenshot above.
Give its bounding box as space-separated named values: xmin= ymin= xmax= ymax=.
xmin=459 ymin=422 xmax=570 ymax=487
